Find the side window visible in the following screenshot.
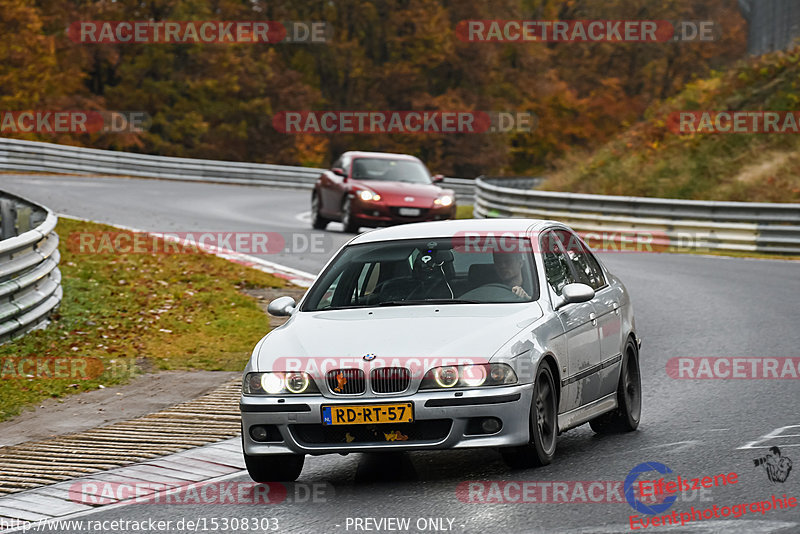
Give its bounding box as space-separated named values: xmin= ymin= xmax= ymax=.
xmin=540 ymin=231 xmax=574 ymax=296
xmin=317 ymin=271 xmax=343 ymax=309
xmin=560 ymin=231 xmax=606 ymax=290
xmin=408 ymin=248 xmax=419 ymax=270
xmin=581 ymin=248 xmax=606 ymax=290
xmin=357 ymin=263 xmax=381 ymax=298
xmin=332 ymin=156 xmax=351 ymax=176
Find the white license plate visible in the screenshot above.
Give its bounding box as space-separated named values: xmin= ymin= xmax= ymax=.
xmin=398 ymin=208 xmax=421 ymax=216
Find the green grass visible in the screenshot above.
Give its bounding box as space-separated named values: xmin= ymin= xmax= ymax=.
xmin=543 ymin=46 xmax=800 ymax=203
xmin=0 ymin=218 xmax=286 ymax=421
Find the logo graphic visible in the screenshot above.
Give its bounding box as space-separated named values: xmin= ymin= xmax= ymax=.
xmin=333 ymin=372 xmax=347 ymax=392
xmin=754 ymin=446 xmax=793 ymax=483
xmin=625 ymin=462 xmax=677 ymax=515
xmin=362 ymin=353 xmax=377 ymax=361
xmin=405 ymin=197 xmax=415 ymax=202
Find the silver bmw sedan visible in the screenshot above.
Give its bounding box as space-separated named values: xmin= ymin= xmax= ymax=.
xmin=240 ymin=219 xmax=641 ymax=481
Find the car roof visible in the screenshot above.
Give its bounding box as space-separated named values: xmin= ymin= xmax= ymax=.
xmin=342 ymin=151 xmax=420 ymax=161
xmin=348 ymin=218 xmax=567 ymax=245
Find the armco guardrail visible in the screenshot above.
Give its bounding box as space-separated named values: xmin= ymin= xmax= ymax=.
xmin=475 ymin=177 xmax=800 ymax=255
xmin=0 ymin=137 xmax=475 ymax=201
xmin=739 ymin=0 xmax=800 ymax=56
xmin=0 ymin=192 xmax=61 ymax=343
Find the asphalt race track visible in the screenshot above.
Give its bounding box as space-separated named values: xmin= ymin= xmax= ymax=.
xmin=1 ymin=174 xmax=799 ymax=533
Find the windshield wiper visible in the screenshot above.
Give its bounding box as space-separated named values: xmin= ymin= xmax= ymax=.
xmin=378 ymin=299 xmax=479 ymax=306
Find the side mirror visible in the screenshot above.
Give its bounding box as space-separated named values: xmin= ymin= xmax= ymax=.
xmin=432 ymin=174 xmax=444 ymax=183
xmin=267 ymin=296 xmax=297 ymax=317
xmin=556 ymin=283 xmax=595 ymax=309
xmin=332 ymin=167 xmax=346 ymax=177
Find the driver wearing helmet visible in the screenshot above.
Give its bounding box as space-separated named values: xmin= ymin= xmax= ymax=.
xmin=410 ymin=249 xmax=454 ymax=299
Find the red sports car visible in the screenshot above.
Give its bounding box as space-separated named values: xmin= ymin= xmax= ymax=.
xmin=311 ymin=151 xmax=457 ymax=232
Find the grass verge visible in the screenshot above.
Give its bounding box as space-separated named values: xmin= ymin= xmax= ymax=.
xmin=456 ymin=204 xmax=474 ymax=219
xmin=0 ymin=218 xmax=286 ymax=421
xmin=543 ymin=46 xmax=800 ymax=202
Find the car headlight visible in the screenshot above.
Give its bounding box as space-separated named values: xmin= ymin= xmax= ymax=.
xmin=243 ymin=372 xmax=320 ymax=395
xmin=433 ymin=195 xmax=453 ymax=207
xmin=358 ymin=190 xmax=381 ymax=201
xmin=420 ymin=364 xmax=517 ymax=390
xmin=434 ymin=366 xmax=460 ymax=388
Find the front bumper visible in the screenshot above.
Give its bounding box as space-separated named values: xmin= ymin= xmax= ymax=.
xmin=240 ymin=383 xmax=533 ymax=456
xmin=351 ymin=198 xmax=456 ymax=225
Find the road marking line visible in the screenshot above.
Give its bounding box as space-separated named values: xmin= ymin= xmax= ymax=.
xmin=738 ymin=425 xmax=800 ymax=449
xmin=629 ymin=440 xmax=700 ymax=453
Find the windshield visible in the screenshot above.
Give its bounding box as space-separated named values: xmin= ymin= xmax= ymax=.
xmin=302 ymin=238 xmax=538 ymax=311
xmin=351 ymin=158 xmax=432 ymax=184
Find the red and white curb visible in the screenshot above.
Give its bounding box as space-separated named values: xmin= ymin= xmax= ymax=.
xmin=0 ymin=438 xmax=244 ymax=531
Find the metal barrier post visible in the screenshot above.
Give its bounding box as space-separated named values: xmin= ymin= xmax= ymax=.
xmin=0 ymin=199 xmax=15 ymax=240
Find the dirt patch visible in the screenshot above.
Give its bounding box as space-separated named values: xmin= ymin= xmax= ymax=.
xmin=0 ymin=370 xmax=238 ymax=448
xmin=734 ymin=151 xmax=792 ymax=183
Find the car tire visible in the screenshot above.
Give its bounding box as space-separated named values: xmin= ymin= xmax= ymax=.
xmin=589 ymin=338 xmax=641 ymax=434
xmin=341 ymin=197 xmax=359 ymax=233
xmin=244 ymin=452 xmax=305 ymax=482
xmin=501 ymin=361 xmax=558 ymax=469
xmin=311 ymin=192 xmax=329 ymax=230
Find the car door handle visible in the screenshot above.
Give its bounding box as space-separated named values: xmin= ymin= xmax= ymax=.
xmin=589 ymin=312 xmax=597 ymax=326
xmin=613 ymin=302 xmax=620 ymax=315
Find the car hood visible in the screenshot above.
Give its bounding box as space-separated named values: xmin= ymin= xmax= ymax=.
xmin=352 ymin=180 xmax=449 ymax=206
xmin=255 ymin=303 xmax=543 ymax=370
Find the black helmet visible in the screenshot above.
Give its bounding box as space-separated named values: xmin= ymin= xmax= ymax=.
xmin=413 ymin=249 xmax=453 ymax=280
